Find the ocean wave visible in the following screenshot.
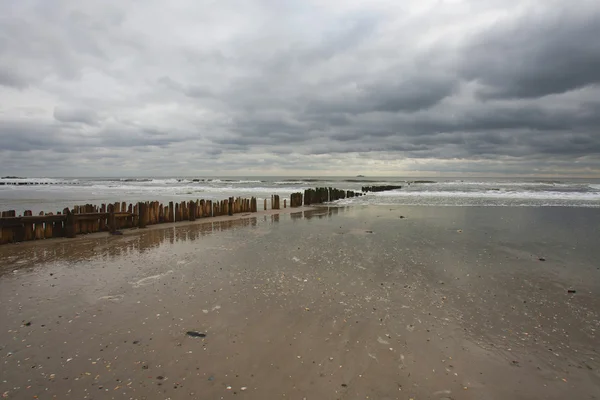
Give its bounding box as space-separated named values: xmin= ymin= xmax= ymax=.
xmin=425 ymin=180 xmax=574 ymax=187
xmin=369 ymin=190 xmax=600 ymax=200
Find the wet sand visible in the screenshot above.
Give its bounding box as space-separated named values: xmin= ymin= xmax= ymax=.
xmin=1 ymin=206 xmax=599 ymax=399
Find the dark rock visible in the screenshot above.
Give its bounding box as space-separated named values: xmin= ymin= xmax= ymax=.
xmin=538 ymin=257 xmax=546 ymax=261
xmin=156 ymin=376 xmax=164 ymax=380
xmin=568 ymin=289 xmax=576 ymax=294
xmin=186 ymin=331 xmax=207 ymax=338
xmin=341 ymin=383 xmax=348 ymax=387
xmin=24 ymin=321 xmax=31 ymax=326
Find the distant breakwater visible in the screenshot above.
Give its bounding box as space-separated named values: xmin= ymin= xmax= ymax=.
xmin=0 ymin=187 xmax=364 ymax=245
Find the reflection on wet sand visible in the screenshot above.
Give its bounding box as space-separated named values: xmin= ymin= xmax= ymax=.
xmin=0 ymin=207 xmax=346 ymax=274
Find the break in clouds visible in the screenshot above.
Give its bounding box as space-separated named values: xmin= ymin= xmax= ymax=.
xmin=1 ymin=0 xmax=600 ymax=177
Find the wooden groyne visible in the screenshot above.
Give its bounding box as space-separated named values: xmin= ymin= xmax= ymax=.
xmin=361 ymin=185 xmax=402 ymax=193
xmin=301 ymin=187 xmax=362 ymax=206
xmin=0 ymin=187 xmax=364 ymax=245
xmin=0 ymin=181 xmax=78 ymax=185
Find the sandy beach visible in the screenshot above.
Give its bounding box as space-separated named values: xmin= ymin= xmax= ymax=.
xmin=1 ymin=205 xmax=599 ymax=399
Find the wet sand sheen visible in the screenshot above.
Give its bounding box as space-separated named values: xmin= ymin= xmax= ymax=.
xmin=0 ymin=206 xmax=599 ymax=399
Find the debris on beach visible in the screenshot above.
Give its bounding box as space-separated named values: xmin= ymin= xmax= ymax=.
xmin=567 ymin=289 xmax=576 ymax=294
xmin=539 ymin=257 xmax=546 ymax=261
xmin=186 ymin=331 xmax=207 ymax=338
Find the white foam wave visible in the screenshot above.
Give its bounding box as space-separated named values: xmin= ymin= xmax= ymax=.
xmin=371 ymin=190 xmax=600 ymax=201
xmin=418 ymin=181 xmax=573 ymax=188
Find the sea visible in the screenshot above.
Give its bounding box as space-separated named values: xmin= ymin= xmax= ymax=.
xmin=1 ymin=176 xmax=599 ymax=215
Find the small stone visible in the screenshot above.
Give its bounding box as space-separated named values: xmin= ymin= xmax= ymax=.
xmin=567 ymin=289 xmax=576 ymax=294
xmin=341 ymin=384 xmax=347 ymax=387
xmin=24 ymin=322 xmax=32 ymax=326
xmin=241 ymin=387 xmax=247 ymax=391
xmin=186 ymin=331 xmax=206 ymax=338
xmin=539 ymin=257 xmax=546 ymax=261
xmin=156 ymin=376 xmax=164 ymax=380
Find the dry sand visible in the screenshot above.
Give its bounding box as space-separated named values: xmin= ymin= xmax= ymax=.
xmin=0 ymin=205 xmax=599 ymax=399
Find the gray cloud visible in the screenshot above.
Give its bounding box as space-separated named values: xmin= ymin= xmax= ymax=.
xmin=0 ymin=0 xmax=599 ymax=177
xmin=53 ymin=106 xmax=99 ymax=125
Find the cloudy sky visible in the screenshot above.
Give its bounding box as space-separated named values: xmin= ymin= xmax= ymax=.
xmin=1 ymin=0 xmax=599 ymax=177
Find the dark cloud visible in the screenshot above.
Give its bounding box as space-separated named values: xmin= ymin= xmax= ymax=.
xmin=0 ymin=0 xmax=599 ymax=177
xmin=460 ymin=4 xmax=600 ymax=99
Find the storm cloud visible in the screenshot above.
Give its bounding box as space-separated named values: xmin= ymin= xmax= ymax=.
xmin=1 ymin=0 xmax=599 ymax=177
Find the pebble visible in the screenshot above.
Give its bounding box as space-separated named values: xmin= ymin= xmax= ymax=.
xmin=186 ymin=331 xmax=206 ymax=338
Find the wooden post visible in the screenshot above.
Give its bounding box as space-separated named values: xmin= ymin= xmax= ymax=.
xmin=53 ymin=212 xmax=64 ymax=237
xmin=138 ymin=202 xmax=147 ymax=228
xmin=189 ymin=201 xmax=196 ymax=221
xmin=65 ymin=210 xmax=76 ymax=238
xmin=23 ymin=210 xmax=34 ymax=240
xmin=264 ymin=198 xmax=267 ymax=210
xmin=108 ymin=204 xmax=116 ymax=233
xmin=113 ymin=202 xmax=121 ymax=230
xmin=228 ymin=197 xmax=233 ymax=216
xmin=99 ymin=204 xmax=106 ymax=231
xmin=44 ymin=213 xmax=53 ymax=238
xmin=34 ymin=212 xmax=45 ymax=239
xmin=284 ymin=199 xmax=286 ymax=208
xmin=1 ymin=211 xmax=14 ymax=243
xmin=133 ymin=204 xmax=139 ymax=226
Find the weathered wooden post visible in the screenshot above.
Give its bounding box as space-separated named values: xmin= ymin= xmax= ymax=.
xmin=264 ymin=198 xmax=267 ymax=210
xmin=1 ymin=211 xmax=13 ymax=243
xmin=138 ymin=202 xmax=147 ymax=228
xmin=108 ymin=204 xmax=116 ymax=233
xmin=65 ymin=209 xmax=76 ymax=238
xmin=44 ymin=213 xmax=53 ymax=238
xmin=53 ymin=213 xmax=64 ymax=238
xmin=228 ymin=197 xmax=234 ymax=216
xmin=189 ymin=201 xmax=196 ymax=221
xmin=34 ymin=212 xmax=45 ymax=239
xmin=23 ymin=210 xmax=34 ymax=241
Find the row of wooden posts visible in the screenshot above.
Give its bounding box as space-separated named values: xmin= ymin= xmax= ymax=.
xmin=303 ymin=187 xmax=362 ymax=205
xmin=0 ymin=188 xmax=364 ymax=245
